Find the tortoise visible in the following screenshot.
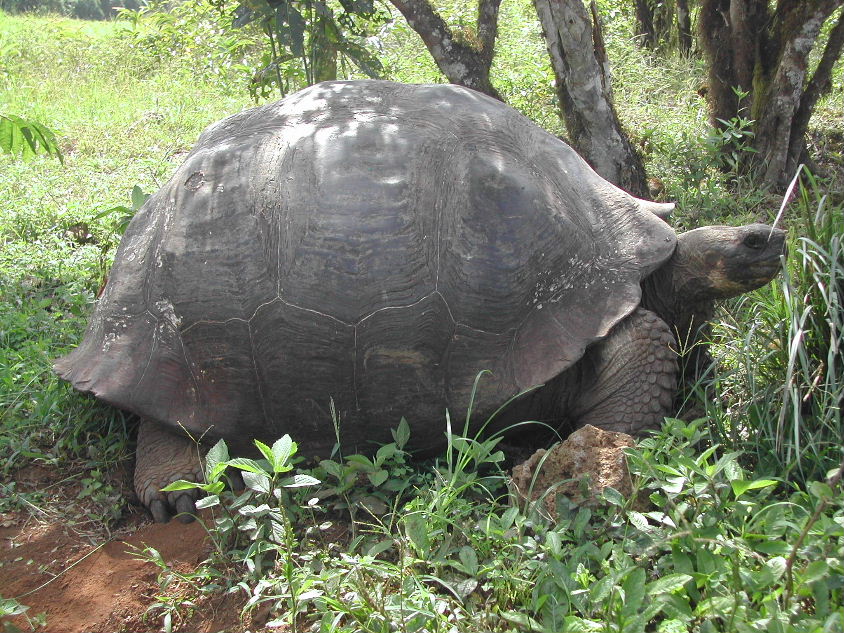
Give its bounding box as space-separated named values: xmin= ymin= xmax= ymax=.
xmin=55 ymin=80 xmax=786 ymax=522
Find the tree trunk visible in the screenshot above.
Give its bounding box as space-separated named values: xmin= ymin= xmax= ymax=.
xmin=634 ymin=0 xmax=656 ymax=48
xmin=676 ymin=0 xmax=692 ymax=54
xmin=789 ymin=8 xmax=844 ymax=170
xmin=533 ymin=0 xmax=648 ymax=196
xmin=699 ymin=0 xmax=844 ymax=190
xmin=312 ymin=17 xmax=338 ymax=83
xmin=388 ymin=0 xmax=502 ymax=100
xmin=753 ymin=3 xmax=840 ymax=187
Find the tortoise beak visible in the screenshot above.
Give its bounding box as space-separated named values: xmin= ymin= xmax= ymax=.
xmin=730 ymin=224 xmax=786 ymax=290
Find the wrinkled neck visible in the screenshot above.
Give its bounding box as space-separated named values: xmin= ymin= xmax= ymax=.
xmin=640 ymin=260 xmax=714 ymax=355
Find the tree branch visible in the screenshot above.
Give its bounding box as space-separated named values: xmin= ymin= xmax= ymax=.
xmin=533 ymin=0 xmax=647 ymax=196
xmin=476 ymin=0 xmax=502 ymax=59
xmin=389 ymin=0 xmax=502 ymax=99
xmin=789 ymin=5 xmax=844 ymax=162
xmin=756 ymin=1 xmax=842 ymax=186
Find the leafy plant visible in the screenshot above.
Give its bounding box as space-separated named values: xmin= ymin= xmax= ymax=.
xmin=0 ymin=595 xmax=46 ymax=631
xmin=313 ymin=416 xmax=418 ymax=520
xmin=224 ymin=0 xmax=387 ymax=98
xmin=704 ymin=179 xmax=843 ymax=486
xmin=92 ymin=184 xmax=149 ymax=237
xmin=0 ymin=114 xmax=62 ymax=163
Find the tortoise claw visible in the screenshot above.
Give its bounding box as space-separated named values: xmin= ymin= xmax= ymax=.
xmin=149 ymin=499 xmax=172 ymax=524
xmin=174 ymin=494 xmax=197 ymax=523
xmin=135 ymin=419 xmax=205 ymax=525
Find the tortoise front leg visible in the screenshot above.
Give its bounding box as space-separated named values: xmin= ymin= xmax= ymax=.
xmin=570 ymin=308 xmax=678 ymax=435
xmin=134 ymin=419 xmax=204 ymax=523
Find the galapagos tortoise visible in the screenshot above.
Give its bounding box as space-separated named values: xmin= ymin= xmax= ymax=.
xmin=55 ymin=81 xmax=785 ymax=522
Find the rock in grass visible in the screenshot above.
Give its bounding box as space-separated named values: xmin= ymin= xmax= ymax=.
xmin=510 ymin=425 xmax=635 ymax=518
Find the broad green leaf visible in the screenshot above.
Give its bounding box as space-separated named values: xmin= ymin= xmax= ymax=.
xmin=602 ymin=486 xmax=625 ymax=507
xmin=564 ymin=615 xmax=604 ymax=632
xmin=459 ymin=546 xmax=478 ymax=575
xmin=346 ymin=454 xmax=374 ymax=469
xmin=622 ymin=567 xmax=646 ymax=618
xmin=627 ymin=510 xmax=651 ymax=533
xmin=659 ymin=593 xmax=693 ymax=619
xmin=752 ymin=540 xmax=791 ymax=556
xmin=802 ymin=560 xmax=829 ymax=584
xmin=809 ymin=481 xmax=834 ymax=500
xmin=392 ymin=417 xmax=411 ymax=448
xmin=454 ymin=577 xmax=478 ymax=599
xmin=254 ymin=439 xmax=275 ymax=466
xmin=195 ymin=494 xmax=220 ymax=509
xmin=766 ymin=556 xmax=787 ymax=582
xmin=500 ymin=611 xmax=546 ymax=632
xmin=812 ymin=579 xmax=830 ymax=618
xmin=730 ymin=478 xmax=778 ymax=498
xmin=646 ymin=573 xmax=693 ymax=596
xmin=271 ymin=435 xmax=296 ymax=471
xmin=696 ymin=548 xmax=719 ymax=575
xmin=404 ymin=514 xmax=429 ymax=553
xmin=375 ymin=442 xmax=398 ymax=464
xmin=366 ymin=539 xmax=394 ymax=557
xmin=319 ymin=459 xmax=342 ymax=478
xmin=242 ymin=470 xmax=271 ymax=494
xmin=499 ymin=506 xmax=519 ymax=529
xmin=694 ymin=595 xmax=734 ymax=617
xmin=130 ymin=185 xmax=150 ymax=210
xmin=205 ymin=439 xmax=230 ymax=481
xmin=367 ymin=469 xmax=388 ymax=487
xmin=573 ymin=507 xmax=591 ymax=538
xmin=0 ymin=597 xmax=29 ymax=616
xmin=161 ymin=479 xmax=201 ymax=491
xmin=545 ymin=529 xmax=562 ymax=557
xmin=239 ymin=503 xmax=272 ymax=517
xmin=205 ymin=480 xmax=225 ymax=495
xmin=224 ymin=457 xmax=267 ymax=474
xmin=590 ymin=575 xmax=613 ymax=603
xmin=283 ymin=473 xmax=321 ymax=488
xmin=657 ymin=619 xmax=689 ymax=633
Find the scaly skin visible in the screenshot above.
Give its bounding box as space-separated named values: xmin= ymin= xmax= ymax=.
xmin=570 ymin=308 xmax=678 ymax=435
xmin=134 ymin=420 xmax=205 ymax=523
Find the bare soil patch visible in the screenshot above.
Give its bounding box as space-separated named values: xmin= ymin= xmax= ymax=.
xmin=1 ymin=465 xmax=246 ymax=633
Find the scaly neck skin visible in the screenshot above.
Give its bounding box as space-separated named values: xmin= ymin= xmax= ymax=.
xmin=640 ymin=248 xmax=715 ymax=365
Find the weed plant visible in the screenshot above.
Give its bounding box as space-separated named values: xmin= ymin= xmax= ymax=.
xmin=703 ymin=181 xmax=844 ymax=486
xmin=136 ymin=419 xmax=843 ymax=633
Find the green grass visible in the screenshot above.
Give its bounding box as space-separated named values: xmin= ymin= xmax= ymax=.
xmin=1 ymin=5 xmax=843 ymax=632
xmin=0 ymin=9 xmax=252 ymax=491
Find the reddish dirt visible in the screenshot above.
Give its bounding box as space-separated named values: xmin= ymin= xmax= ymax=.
xmin=0 ymin=465 xmax=248 ymax=633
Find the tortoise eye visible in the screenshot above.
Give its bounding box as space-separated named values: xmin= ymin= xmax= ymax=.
xmin=743 ymin=233 xmax=765 ymax=250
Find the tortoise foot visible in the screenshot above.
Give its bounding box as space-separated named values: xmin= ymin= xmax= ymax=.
xmin=134 ymin=419 xmax=205 ymax=523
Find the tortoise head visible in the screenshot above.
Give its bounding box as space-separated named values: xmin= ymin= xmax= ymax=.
xmin=672 ymin=224 xmax=786 ymax=303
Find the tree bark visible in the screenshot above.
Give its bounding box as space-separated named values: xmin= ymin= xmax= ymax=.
xmin=634 ymin=0 xmax=656 ymax=48
xmin=312 ymin=17 xmax=338 ymax=83
xmin=788 ymin=7 xmax=844 ymax=174
xmin=676 ymin=0 xmax=692 ymax=54
xmin=753 ymin=1 xmax=842 ymax=188
xmin=388 ymin=0 xmax=502 ymax=100
xmin=699 ymin=0 xmax=844 ymax=189
xmin=533 ymin=0 xmax=648 ymax=196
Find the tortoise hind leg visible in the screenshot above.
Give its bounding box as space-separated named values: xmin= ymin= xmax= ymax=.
xmin=134 ymin=419 xmax=204 ymax=523
xmin=570 ymin=308 xmax=677 ymax=435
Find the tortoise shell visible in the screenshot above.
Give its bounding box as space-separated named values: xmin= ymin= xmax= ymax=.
xmin=55 ymin=80 xmax=676 ymax=455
